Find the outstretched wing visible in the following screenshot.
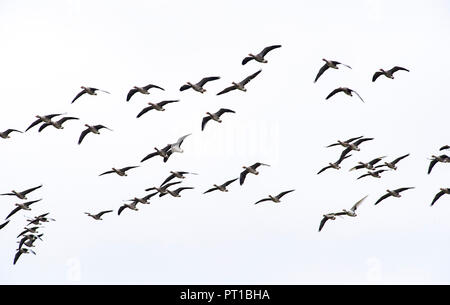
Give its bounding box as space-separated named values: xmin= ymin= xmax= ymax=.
xmin=98 ymin=210 xmax=113 ymax=217
xmin=203 ymin=187 xmax=218 ymax=194
xmin=99 ymin=170 xmax=114 ymax=176
xmin=121 ymin=166 xmax=139 ymax=172
xmin=179 ymin=84 xmax=192 ymax=91
xmin=25 ymin=118 xmax=43 ymax=132
xmin=241 ymin=57 xmax=254 ymax=65
xmin=223 ymin=178 xmax=238 ymax=187
xmin=374 ymin=193 xmax=392 ymax=205
xmin=392 ymin=153 xmax=410 ymax=165
xmin=58 ymin=117 xmax=79 ymax=125
xmin=350 ymin=90 xmax=365 ymax=103
xmin=0 ymin=220 xmax=9 ymax=230
xmin=141 ymin=152 xmax=158 ymax=163
xmin=259 ymin=45 xmax=282 ymax=57
xmin=143 ymin=84 xmax=165 ymax=91
xmin=318 ymin=217 xmax=330 ymax=232
xmin=77 ymin=128 xmax=91 ymax=145
xmin=254 ymin=198 xmax=271 ymax=205
xmin=276 ymin=189 xmax=295 ymax=199
xmin=372 ymin=71 xmax=383 ymax=82
xmin=428 ymin=159 xmax=438 ymax=174
xmin=351 ymin=195 xmax=368 ymax=212
xmin=216 ymin=85 xmax=236 ymax=96
xmin=158 ymin=100 xmax=180 ymax=107
xmin=216 ymin=108 xmax=236 ymax=117
xmin=240 ymin=69 xmax=262 ymax=86
xmin=314 ymin=63 xmax=330 ymax=83
xmin=6 ymin=207 xmax=21 ymax=220
xmin=326 ymin=88 xmax=344 ymax=100
xmin=71 ymin=89 xmax=86 ymax=104
xmin=126 ymin=88 xmax=138 ymax=101
xmin=21 ymin=185 xmax=43 ymax=196
xmin=431 ymin=190 xmax=446 ymax=206
xmin=201 ymin=116 xmax=212 ymax=131
xmin=389 ymin=66 xmax=409 ymax=74
xmin=198 ymin=76 xmax=220 ymax=87
xmin=136 ymin=105 xmax=154 ymax=118
xmin=117 ymin=205 xmax=126 ymax=216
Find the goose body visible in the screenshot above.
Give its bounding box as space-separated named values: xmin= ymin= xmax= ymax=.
xmin=431 ymin=188 xmax=450 ymax=206
xmin=1 ymin=184 xmax=42 ymax=200
xmin=78 ymin=124 xmax=112 ymax=145
xmin=38 ymin=117 xmax=79 ymax=132
xmin=180 ymin=77 xmax=220 ymax=93
xmin=85 ymin=210 xmax=113 ymax=220
xmin=71 ymin=86 xmax=110 ymax=104
xmin=326 ymin=87 xmax=365 ymax=103
xmin=374 ymin=187 xmax=414 ymax=205
xmin=126 ymin=84 xmax=165 ymax=102
xmin=0 ymin=129 xmax=22 ymax=139
xmin=136 ymin=100 xmax=180 ymax=118
xmin=242 ymin=45 xmax=281 ymax=65
xmin=314 ymin=58 xmax=352 ymax=83
xmin=254 ymin=190 xmax=295 ymax=204
xmin=204 ymin=178 xmax=238 ymax=194
xmin=240 ymin=162 xmax=270 ymax=185
xmin=372 ymin=66 xmax=409 ymax=82
xmin=160 ymin=171 xmax=198 ymax=187
xmin=217 ymin=70 xmax=262 ymax=95
xmin=201 ymin=108 xmax=235 ymax=131
xmin=428 ymin=155 xmax=450 ymax=174
xmin=6 ymin=199 xmax=42 ymax=220
xmin=99 ymin=166 xmax=139 ymax=177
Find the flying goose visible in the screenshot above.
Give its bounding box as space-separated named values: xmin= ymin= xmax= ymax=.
xmin=374 ymin=187 xmax=415 ymax=205
xmin=430 ymin=188 xmax=450 ymax=206
xmin=85 ymin=210 xmax=113 ymax=220
xmin=339 ymin=195 xmax=368 ymax=217
xmin=254 ymin=189 xmax=295 ymax=205
xmin=372 ymin=66 xmax=409 ymax=82
xmin=180 ymin=77 xmax=220 ymax=93
xmin=326 ymin=136 xmax=364 ymax=148
xmin=71 ymin=86 xmax=110 ymax=104
xmin=78 ymin=124 xmax=112 ymax=145
xmin=428 ymin=155 xmax=450 ymax=174
xmin=160 ymin=171 xmax=198 ymax=187
xmin=145 ymin=181 xmax=182 ymax=196
xmin=204 ymin=178 xmax=238 ymax=194
xmin=357 ymin=169 xmax=387 ymax=180
xmin=0 ymin=220 xmax=9 ymax=231
xmin=141 ymin=144 xmax=172 ymax=163
xmin=240 ymin=162 xmax=270 ymax=185
xmin=165 ymin=187 xmax=194 ymax=198
xmin=136 ymin=100 xmax=180 ymax=118
xmin=217 ymin=70 xmax=262 ymax=95
xmin=349 ymin=157 xmax=386 ymax=171
xmin=326 ymin=87 xmax=365 ymax=103
xmin=374 ymin=154 xmax=410 ymax=170
xmin=201 ymin=108 xmax=236 ymax=131
xmin=25 ymin=113 xmax=65 ymax=132
xmin=118 ymin=202 xmax=139 ymax=216
xmin=1 ymin=184 xmax=43 ymax=200
xmin=163 ymin=134 xmax=192 ymax=162
xmin=26 ymin=213 xmax=55 ymax=226
xmin=317 ymin=154 xmax=352 ymax=175
xmin=127 ymin=192 xmax=158 ymax=205
xmin=17 ymin=226 xmax=41 ymax=238
xmin=17 ymin=234 xmax=43 ymax=250
xmin=440 ymin=145 xmax=450 ymax=151
xmin=338 ymin=138 xmax=375 ymax=161
xmin=0 ymin=129 xmax=22 ymax=139
xmin=126 ymin=84 xmax=165 ymax=102
xmin=241 ymin=45 xmax=281 ymax=65
xmin=314 ymin=59 xmax=352 ymax=83
xmin=99 ymin=166 xmax=139 ymax=177
xmin=38 ymin=117 xmax=79 ymax=132
xmin=5 ymin=199 xmax=42 ymax=220
xmin=13 ymin=247 xmax=36 ymax=265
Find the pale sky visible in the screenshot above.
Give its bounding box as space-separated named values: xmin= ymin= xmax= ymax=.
xmin=1 ymin=0 xmax=450 ymax=284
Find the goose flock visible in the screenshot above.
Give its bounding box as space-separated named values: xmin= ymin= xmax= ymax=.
xmin=0 ymin=40 xmax=448 ymax=268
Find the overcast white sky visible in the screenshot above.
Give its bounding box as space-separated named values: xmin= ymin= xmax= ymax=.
xmin=1 ymin=0 xmax=450 ymax=284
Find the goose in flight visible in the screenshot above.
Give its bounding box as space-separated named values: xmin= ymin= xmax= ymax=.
xmin=180 ymin=77 xmax=220 ymax=93
xmin=317 ymin=154 xmax=352 ymax=175
xmin=430 ymin=188 xmax=450 ymax=206
xmin=201 ymin=108 xmax=235 ymax=131
xmin=136 ymin=100 xmax=180 ymax=118
xmin=374 ymin=187 xmax=415 ymax=205
xmin=163 ymin=134 xmax=192 ymax=162
xmin=374 ymin=154 xmax=410 ymax=170
xmin=357 ymin=169 xmax=387 ymax=180
xmin=372 ymin=66 xmax=409 ymax=82
xmin=0 ymin=220 xmax=9 ymax=231
xmin=25 ymin=113 xmax=65 ymax=132
xmin=71 ymin=86 xmax=110 ymax=104
xmin=17 ymin=227 xmax=41 ymax=238
xmin=99 ymin=166 xmax=139 ymax=177
xmin=338 ymin=138 xmax=374 ymax=161
xmin=85 ymin=210 xmax=113 ymax=220
xmin=127 ymin=192 xmax=158 ymax=205
xmin=326 ymin=87 xmax=365 ymax=103
xmin=145 ymin=181 xmax=182 ymax=196
xmin=5 ymin=199 xmax=42 ymax=220
xmin=126 ymin=84 xmax=165 ymax=102
xmin=428 ymin=155 xmax=450 ymax=174
xmin=0 ymin=129 xmax=22 ymax=139
xmin=165 ymin=187 xmax=194 ymax=198
xmin=204 ymin=178 xmax=238 ymax=194
xmin=254 ymin=189 xmax=295 ymax=205
xmin=78 ymin=124 xmax=112 ymax=145
xmin=326 ymin=136 xmax=364 ymax=148
xmin=440 ymin=145 xmax=450 ymax=151
xmin=339 ymin=195 xmax=368 ymax=217
xmin=349 ymin=157 xmax=386 ymax=171
xmin=1 ymin=185 xmax=43 ymax=200
xmin=240 ymin=162 xmax=270 ymax=185
xmin=242 ymin=45 xmax=281 ymax=65
xmin=217 ymin=70 xmax=262 ymax=95
xmin=13 ymin=247 xmax=36 ymax=265
xmin=17 ymin=234 xmax=43 ymax=250
xmin=118 ymin=202 xmax=139 ymax=216
xmin=38 ymin=117 xmax=79 ymax=132
xmin=160 ymin=171 xmax=198 ymax=187
xmin=26 ymin=213 xmax=55 ymax=226
xmin=141 ymin=144 xmax=172 ymax=163
xmin=314 ymin=59 xmax=352 ymax=83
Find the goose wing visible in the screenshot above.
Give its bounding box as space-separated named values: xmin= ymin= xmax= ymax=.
xmin=395 ymin=187 xmax=414 ymax=194
xmin=175 ymin=187 xmax=194 ymax=194
xmin=318 ymin=216 xmax=331 ymax=232
xmin=136 ymin=105 xmax=155 ymax=118
xmin=374 ymin=193 xmax=392 ymax=205
xmin=351 ymin=195 xmax=368 ymax=212
xmin=357 ymin=172 xmax=371 ymax=180
xmin=6 ymin=207 xmax=22 ymax=220
xmin=391 ymin=153 xmax=410 ymax=165
xmin=216 ymin=85 xmax=236 ymax=96
xmin=439 ymin=145 xmax=449 ymax=151
xmin=77 ymin=128 xmax=91 ymax=145
xmin=99 ymin=170 xmax=114 ymax=176
xmin=71 ymin=89 xmax=87 ymax=104
xmin=3 ymin=129 xmax=22 ymax=136
xmin=126 ymin=88 xmax=138 ymax=101
xmin=276 ymin=189 xmax=295 ymax=200
xmin=160 ymin=173 xmax=177 ymax=187
xmin=25 ymin=118 xmax=43 ymax=132
xmin=143 ymin=84 xmax=165 ymax=91
xmin=216 ymin=108 xmax=236 ymax=117
xmin=175 ymin=134 xmax=191 ymax=147
xmin=326 ymin=88 xmax=344 ymax=100
xmin=428 ymin=158 xmax=438 ymax=174
xmin=369 ymin=157 xmax=386 ymax=166
xmin=241 ymin=57 xmax=254 ymax=65
xmin=158 ymin=100 xmax=180 ymax=107
xmin=352 ymin=137 xmax=374 ymax=146
xmin=21 ymin=185 xmax=43 ymax=196
xmin=57 ymin=116 xmax=79 ymax=125
xmin=0 ymin=220 xmax=9 ymax=230
xmin=239 ymin=169 xmax=250 ymax=185
xmin=38 ymin=123 xmax=52 ymax=132
xmin=13 ymin=251 xmax=23 ymax=265
xmin=97 ymin=210 xmax=113 ymax=217
xmin=223 ymin=178 xmax=238 ymax=187
xmin=254 ymin=197 xmax=271 ymax=205
xmin=141 ymin=152 xmax=158 ymax=163
xmin=372 ymin=71 xmax=384 ymax=82
xmin=203 ymin=187 xmax=218 ymax=194
xmin=333 ymin=61 xmax=352 ymax=69
xmin=117 ymin=205 xmax=127 ymax=216
xmin=179 ymin=84 xmax=192 ymax=91
xmin=198 ymin=76 xmax=220 ymax=87
xmin=251 ymin=162 xmax=270 ymax=170
xmin=258 ymin=45 xmax=281 ymax=57
xmin=314 ymin=63 xmax=330 ymax=83
xmin=431 ymin=190 xmax=447 ymax=206
xmin=389 ymin=66 xmax=409 ymax=74
xmin=121 ymin=166 xmax=139 ymax=173
xmin=317 ymin=165 xmax=332 ymax=175
xmin=240 ymin=69 xmax=262 ymax=86
xmin=350 ymin=89 xmax=365 ymax=103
